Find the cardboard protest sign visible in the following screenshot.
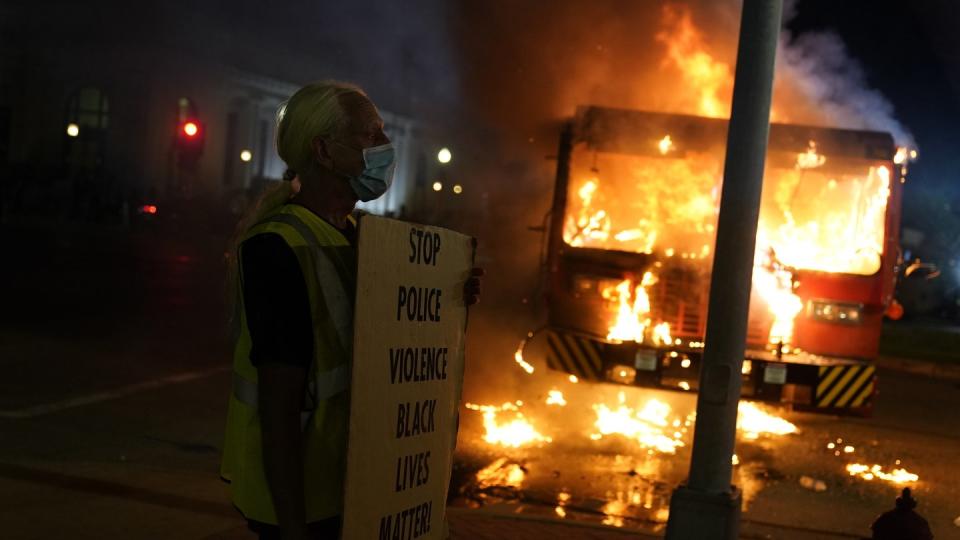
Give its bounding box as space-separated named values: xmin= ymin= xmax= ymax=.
xmin=341 ymin=215 xmax=474 ymax=540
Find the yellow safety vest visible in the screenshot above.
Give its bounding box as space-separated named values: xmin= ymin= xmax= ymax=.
xmin=221 ymin=203 xmax=357 ymax=524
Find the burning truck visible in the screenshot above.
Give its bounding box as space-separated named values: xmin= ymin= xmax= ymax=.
xmin=540 ymin=105 xmax=901 ymax=417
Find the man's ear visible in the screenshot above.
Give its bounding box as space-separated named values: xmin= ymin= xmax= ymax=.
xmin=313 ymin=137 xmax=333 ymax=168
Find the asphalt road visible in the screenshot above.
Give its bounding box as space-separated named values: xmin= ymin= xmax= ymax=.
xmin=1 ymin=221 xmax=958 ymax=539
xmin=451 ymin=366 xmax=960 ymax=539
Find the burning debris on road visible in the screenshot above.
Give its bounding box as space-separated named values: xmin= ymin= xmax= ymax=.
xmin=464 ymin=401 xmax=552 ymax=448
xmin=590 ymin=393 xmax=689 ymax=454
xmin=845 ymin=463 xmax=920 ymax=484
xmin=464 ymin=381 xmax=798 ymax=452
xmin=737 ymin=401 xmax=799 ymax=439
xmin=821 ymin=438 xmax=922 ymax=486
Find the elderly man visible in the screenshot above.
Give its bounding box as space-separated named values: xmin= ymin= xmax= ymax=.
xmin=221 ymin=82 xmax=481 ymax=540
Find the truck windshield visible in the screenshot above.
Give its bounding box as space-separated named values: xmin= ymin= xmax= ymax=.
xmin=562 ymin=142 xmax=891 ymax=275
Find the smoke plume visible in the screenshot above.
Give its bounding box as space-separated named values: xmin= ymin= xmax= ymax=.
xmin=776 ymin=28 xmax=915 ymax=146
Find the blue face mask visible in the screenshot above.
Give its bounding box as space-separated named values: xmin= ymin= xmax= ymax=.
xmin=330 ymin=142 xmax=396 ymax=202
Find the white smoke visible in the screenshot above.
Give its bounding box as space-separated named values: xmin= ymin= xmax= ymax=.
xmin=775 ymin=12 xmax=915 ymax=146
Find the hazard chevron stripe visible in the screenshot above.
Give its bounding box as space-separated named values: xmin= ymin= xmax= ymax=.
xmin=546 ymin=330 xmax=603 ymax=380
xmin=816 ymin=364 xmax=875 ymax=409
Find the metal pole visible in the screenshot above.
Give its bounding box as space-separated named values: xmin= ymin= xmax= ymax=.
xmin=665 ymin=0 xmax=782 ymax=538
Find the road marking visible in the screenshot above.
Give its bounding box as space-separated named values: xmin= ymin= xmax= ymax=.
xmin=0 ymin=366 xmax=230 ymax=419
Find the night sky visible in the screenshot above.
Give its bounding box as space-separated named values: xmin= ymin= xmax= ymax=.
xmin=789 ymin=0 xmax=960 ymax=199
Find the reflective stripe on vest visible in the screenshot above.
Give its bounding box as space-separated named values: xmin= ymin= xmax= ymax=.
xmin=232 ymin=365 xmax=350 ymax=409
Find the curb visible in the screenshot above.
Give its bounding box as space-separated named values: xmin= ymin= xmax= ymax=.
xmin=875 ymin=355 xmax=960 ymax=382
xmin=446 ymin=507 xmax=661 ymax=539
xmin=447 ymin=508 xmax=870 ymax=540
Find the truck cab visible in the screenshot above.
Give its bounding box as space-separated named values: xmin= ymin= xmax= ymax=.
xmin=543 ymin=106 xmax=901 ymax=416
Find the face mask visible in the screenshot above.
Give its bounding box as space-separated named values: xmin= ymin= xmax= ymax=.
xmin=330 ymin=142 xmax=396 ymax=202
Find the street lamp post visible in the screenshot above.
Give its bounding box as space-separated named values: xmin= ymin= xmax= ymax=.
xmin=664 ymin=1 xmax=783 ymax=539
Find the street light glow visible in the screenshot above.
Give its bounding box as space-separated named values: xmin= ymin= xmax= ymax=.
xmin=432 ymin=181 xmax=443 ymax=192
xmin=240 ymin=149 xmax=252 ymax=162
xmin=437 ymin=147 xmax=452 ymax=164
xmin=453 ymin=184 xmax=463 ymax=194
xmin=66 ymin=123 xmax=79 ymax=137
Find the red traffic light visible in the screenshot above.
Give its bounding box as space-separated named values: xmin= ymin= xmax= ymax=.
xmin=175 ymin=118 xmax=205 ymax=170
xmin=181 ymin=121 xmax=200 ymax=138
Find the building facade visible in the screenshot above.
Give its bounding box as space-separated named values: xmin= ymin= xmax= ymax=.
xmin=0 ymin=8 xmax=434 ymax=222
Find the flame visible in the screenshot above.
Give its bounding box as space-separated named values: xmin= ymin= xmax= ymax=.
xmin=562 ymin=9 xmax=896 ymax=347
xmin=601 ymin=499 xmax=627 ymax=528
xmin=565 ymin=135 xmax=891 ymax=346
xmin=759 ymin=163 xmax=891 ymax=276
xmin=796 ymin=140 xmax=826 ymax=169
xmin=546 ymin=389 xmax=567 ymax=406
xmin=652 ymin=321 xmax=673 ymax=346
xmin=475 ymin=457 xmax=526 ymax=489
xmin=563 ymin=178 xmax=613 ymax=248
xmin=563 ymin=150 xmax=719 ymax=256
xmin=846 ymin=463 xmax=919 ymax=484
xmin=513 ymin=342 xmax=535 ymax=374
xmin=595 ymin=272 xmax=672 ymax=347
xmin=658 ymin=135 xmax=674 ymax=155
xmin=465 ymin=402 xmax=552 ymax=448
xmin=601 ymin=273 xmax=665 ymax=344
xmin=751 ymin=249 xmax=804 ymax=347
xmin=894 ymin=147 xmax=908 ymax=165
xmin=737 ymin=402 xmax=799 ymax=439
xmin=591 ymin=392 xmax=688 ymax=453
xmin=656 ymin=5 xmax=733 ymax=118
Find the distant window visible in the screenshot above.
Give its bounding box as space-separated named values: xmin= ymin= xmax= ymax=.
xmin=66 ymin=87 xmax=109 ymax=130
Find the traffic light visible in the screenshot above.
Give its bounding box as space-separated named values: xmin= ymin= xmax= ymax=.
xmin=175 ymin=119 xmax=205 ymax=170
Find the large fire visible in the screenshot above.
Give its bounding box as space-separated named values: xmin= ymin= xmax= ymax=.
xmin=564 ymin=131 xmax=892 ymax=346
xmin=558 ymin=3 xmax=897 ymax=348
xmin=563 ymin=139 xmax=891 ymax=347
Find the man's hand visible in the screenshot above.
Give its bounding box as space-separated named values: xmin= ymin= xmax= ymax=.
xmin=464 ymin=267 xmax=484 ymax=306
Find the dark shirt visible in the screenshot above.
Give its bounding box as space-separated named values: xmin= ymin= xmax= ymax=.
xmin=240 ymin=212 xmax=355 ymax=368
